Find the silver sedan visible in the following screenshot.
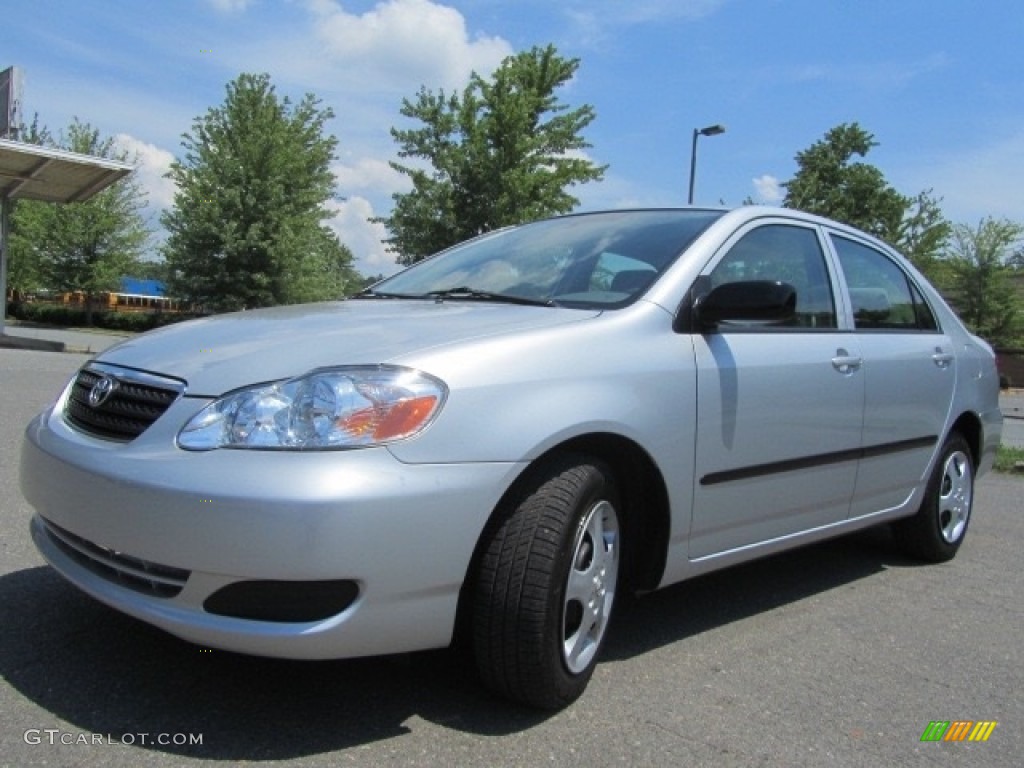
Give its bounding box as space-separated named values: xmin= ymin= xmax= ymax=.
xmin=21 ymin=207 xmax=1003 ymax=709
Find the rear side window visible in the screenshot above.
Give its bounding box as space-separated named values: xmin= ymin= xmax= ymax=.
xmin=831 ymin=235 xmax=938 ymax=331
xmin=708 ymin=224 xmax=837 ymax=329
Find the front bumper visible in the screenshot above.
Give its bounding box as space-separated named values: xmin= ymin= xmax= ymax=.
xmin=21 ymin=401 xmax=523 ymax=659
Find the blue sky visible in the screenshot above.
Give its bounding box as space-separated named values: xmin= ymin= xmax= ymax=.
xmin=3 ymin=0 xmax=1022 ymax=276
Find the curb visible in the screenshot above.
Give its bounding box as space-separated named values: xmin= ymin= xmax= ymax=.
xmin=0 ymin=333 xmax=65 ymax=352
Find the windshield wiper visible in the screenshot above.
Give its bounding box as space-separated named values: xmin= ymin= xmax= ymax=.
xmin=353 ymin=285 xmax=556 ymax=306
xmin=425 ymin=287 xmax=556 ymax=307
xmin=350 ymin=288 xmax=419 ymax=299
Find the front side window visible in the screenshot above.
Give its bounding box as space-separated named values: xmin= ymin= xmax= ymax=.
xmin=706 ymin=224 xmax=837 ymax=329
xmin=831 ymin=235 xmax=938 ymax=331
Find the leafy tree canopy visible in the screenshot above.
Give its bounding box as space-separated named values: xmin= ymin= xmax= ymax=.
xmin=5 ymin=116 xmax=53 ymax=297
xmin=783 ymin=122 xmax=955 ymax=275
xmin=897 ymin=189 xmax=952 ymax=271
xmin=783 ymin=123 xmax=909 ymax=244
xmin=382 ymin=44 xmax=607 ymax=264
xmin=162 ymin=73 xmax=359 ymax=311
xmin=941 ymin=218 xmax=1024 ymax=346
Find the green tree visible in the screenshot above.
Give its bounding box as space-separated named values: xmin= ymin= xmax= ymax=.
xmin=130 ymin=257 xmax=170 ymax=286
xmin=10 ymin=119 xmax=149 ymax=324
xmin=382 ymin=44 xmax=606 ymax=264
xmin=783 ymin=123 xmax=955 ymax=281
xmin=359 ymin=272 xmax=386 ymax=289
xmin=783 ymin=123 xmax=908 ymax=243
xmin=942 ymin=218 xmax=1024 ymax=346
xmin=5 ymin=116 xmax=53 ymax=303
xmin=163 ymin=73 xmax=358 ymax=311
xmin=1009 ymin=246 xmax=1024 ymax=270
xmin=897 ymin=189 xmax=951 ymax=274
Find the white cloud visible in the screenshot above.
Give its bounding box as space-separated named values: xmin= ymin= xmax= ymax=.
xmin=565 ymin=0 xmax=728 ymax=46
xmin=324 ymin=196 xmax=402 ymax=277
xmin=114 ymin=133 xmax=177 ymax=210
xmin=207 ymin=0 xmax=254 ymax=12
xmin=332 ymin=157 xmax=407 ymax=195
xmin=306 ymin=0 xmax=514 ymax=92
xmin=752 ymin=174 xmax=782 ymax=204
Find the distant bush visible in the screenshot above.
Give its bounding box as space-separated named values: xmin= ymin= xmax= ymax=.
xmin=10 ymin=302 xmax=199 ymax=332
xmin=12 ymin=303 xmax=87 ymax=326
xmin=95 ymin=312 xmax=164 ymax=332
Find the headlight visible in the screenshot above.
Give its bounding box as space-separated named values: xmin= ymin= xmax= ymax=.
xmin=178 ymin=366 xmax=447 ymax=450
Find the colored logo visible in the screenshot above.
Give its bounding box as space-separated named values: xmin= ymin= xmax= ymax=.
xmin=920 ymin=721 xmax=997 ymax=742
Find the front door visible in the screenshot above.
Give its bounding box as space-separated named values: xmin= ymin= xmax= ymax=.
xmin=689 ymin=222 xmax=864 ymax=559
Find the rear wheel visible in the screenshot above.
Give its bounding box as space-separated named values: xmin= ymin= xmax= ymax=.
xmin=473 ymin=455 xmax=621 ymax=709
xmin=894 ymin=432 xmax=974 ymax=562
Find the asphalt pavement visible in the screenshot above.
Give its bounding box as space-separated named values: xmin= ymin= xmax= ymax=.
xmin=1 ymin=348 xmax=1022 ymax=767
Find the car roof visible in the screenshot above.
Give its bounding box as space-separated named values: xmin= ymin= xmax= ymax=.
xmin=550 ymin=206 xmax=904 ymax=259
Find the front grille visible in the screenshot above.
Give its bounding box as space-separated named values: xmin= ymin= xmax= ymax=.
xmin=42 ymin=518 xmax=190 ymax=598
xmin=64 ymin=364 xmax=184 ymax=441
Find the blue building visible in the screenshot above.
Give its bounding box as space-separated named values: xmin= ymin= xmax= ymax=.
xmin=120 ymin=277 xmax=166 ymax=297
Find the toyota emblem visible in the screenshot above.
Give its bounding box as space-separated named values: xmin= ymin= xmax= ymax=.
xmin=88 ymin=375 xmax=118 ymax=408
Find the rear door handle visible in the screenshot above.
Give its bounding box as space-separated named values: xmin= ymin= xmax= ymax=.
xmin=832 ymin=349 xmax=862 ymax=374
xmin=932 ymin=349 xmax=954 ymax=369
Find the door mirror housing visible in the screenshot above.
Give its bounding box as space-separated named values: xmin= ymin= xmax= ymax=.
xmin=694 ymin=280 xmax=796 ymax=328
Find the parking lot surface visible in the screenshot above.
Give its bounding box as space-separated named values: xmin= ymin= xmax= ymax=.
xmin=2 ymin=348 xmax=1021 ymax=767
xmin=1001 ymin=389 xmax=1024 ymax=448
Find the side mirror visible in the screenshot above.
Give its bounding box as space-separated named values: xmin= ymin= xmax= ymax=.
xmin=694 ymin=280 xmax=796 ymax=327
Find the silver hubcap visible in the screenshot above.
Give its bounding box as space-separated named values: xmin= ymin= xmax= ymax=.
xmin=562 ymin=499 xmax=619 ymax=675
xmin=937 ymin=450 xmax=972 ymax=544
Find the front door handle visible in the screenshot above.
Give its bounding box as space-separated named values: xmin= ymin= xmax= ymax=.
xmin=832 ymin=349 xmax=862 ymax=374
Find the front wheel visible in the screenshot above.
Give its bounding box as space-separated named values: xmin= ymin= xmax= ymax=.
xmin=472 ymin=455 xmax=621 ymax=709
xmin=893 ymin=432 xmax=974 ymax=563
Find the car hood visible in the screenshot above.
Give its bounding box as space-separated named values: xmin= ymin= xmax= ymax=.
xmin=97 ymin=299 xmax=599 ymax=395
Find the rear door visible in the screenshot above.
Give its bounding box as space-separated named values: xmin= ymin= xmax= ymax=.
xmin=828 ymin=233 xmax=957 ymax=517
xmin=689 ymin=221 xmax=864 ymax=559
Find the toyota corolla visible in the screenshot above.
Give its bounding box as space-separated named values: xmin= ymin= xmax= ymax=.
xmin=21 ymin=207 xmax=1003 ymax=708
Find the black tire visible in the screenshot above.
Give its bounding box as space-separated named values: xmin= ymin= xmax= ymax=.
xmin=473 ymin=454 xmax=621 ymax=709
xmin=893 ymin=432 xmax=974 ymax=563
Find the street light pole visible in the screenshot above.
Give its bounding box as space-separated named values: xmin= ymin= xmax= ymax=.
xmin=687 ymin=123 xmax=726 ymax=205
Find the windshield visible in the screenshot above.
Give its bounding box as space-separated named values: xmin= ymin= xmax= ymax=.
xmin=367 ymin=210 xmax=724 ymax=309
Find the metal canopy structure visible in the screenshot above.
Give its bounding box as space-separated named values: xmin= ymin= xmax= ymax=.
xmin=0 ymin=137 xmax=133 ymax=203
xmin=1 ymin=138 xmax=134 ymax=342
